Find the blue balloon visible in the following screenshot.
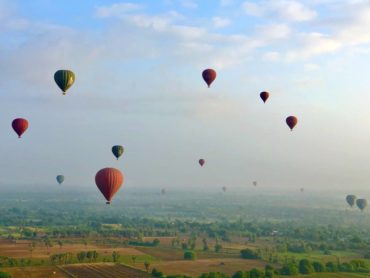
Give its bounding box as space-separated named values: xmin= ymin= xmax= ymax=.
xmin=56 ymin=175 xmax=64 ymax=185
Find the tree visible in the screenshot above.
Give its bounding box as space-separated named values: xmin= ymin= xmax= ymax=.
xmin=280 ymin=264 xmax=298 ymax=275
xmin=249 ymin=268 xmax=265 ymax=278
xmin=131 ymin=255 xmax=137 ymax=264
xmin=144 ymin=261 xmax=150 ymax=272
xmin=298 ymin=259 xmax=314 ymax=274
xmin=184 ymin=251 xmax=196 ymax=260
xmin=0 ymin=272 xmax=11 ymax=278
xmin=326 ymin=261 xmax=338 ymax=272
xmin=313 ymin=261 xmax=325 ymax=272
xmin=214 ymin=244 xmax=222 ymax=252
xmin=199 ymin=272 xmax=229 ymax=278
xmin=112 ymin=251 xmax=120 ymax=263
xmin=240 ymin=249 xmax=259 ymax=259
xmin=77 ymin=251 xmax=86 ymax=263
xmin=57 ymin=240 xmax=63 ymax=249
xmin=232 ymin=271 xmax=248 ymax=278
xmin=202 ymin=238 xmax=209 ymax=251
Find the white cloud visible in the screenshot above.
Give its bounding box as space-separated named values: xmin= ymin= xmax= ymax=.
xmin=242 ymin=0 xmax=317 ymax=22
xmin=220 ymin=0 xmax=233 ymax=7
xmin=212 ymin=17 xmax=231 ymax=28
xmin=95 ymin=2 xmax=143 ymax=18
xmin=255 ymin=23 xmax=291 ymax=40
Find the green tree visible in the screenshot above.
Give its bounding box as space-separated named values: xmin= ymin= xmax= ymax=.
xmin=214 ymin=244 xmax=222 ymax=252
xmin=280 ymin=264 xmax=298 ymax=275
xmin=298 ymin=259 xmax=314 ymax=274
xmin=0 ymin=272 xmax=11 ymax=278
xmin=144 ymin=261 xmax=150 ymax=272
xmin=312 ymin=261 xmax=325 ymax=272
xmin=249 ymin=268 xmax=265 ymax=278
xmin=184 ymin=251 xmax=196 ymax=260
xmin=232 ymin=271 xmax=248 ymax=278
xmin=112 ymin=251 xmax=120 ymax=263
xmin=240 ymin=249 xmax=259 ymax=259
xmin=77 ymin=251 xmax=86 ymax=262
xmin=202 ymin=238 xmax=209 ymax=251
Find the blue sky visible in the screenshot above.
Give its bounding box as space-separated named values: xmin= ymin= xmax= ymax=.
xmin=1 ymin=0 xmax=370 ymax=196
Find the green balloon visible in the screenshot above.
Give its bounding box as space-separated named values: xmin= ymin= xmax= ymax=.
xmin=112 ymin=145 xmax=124 ymax=160
xmin=54 ymin=70 xmax=75 ymax=94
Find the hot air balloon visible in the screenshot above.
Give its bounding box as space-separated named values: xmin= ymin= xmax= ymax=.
xmin=95 ymin=168 xmax=124 ymax=204
xmin=56 ymin=175 xmax=64 ymax=185
xmin=300 ymin=188 xmax=304 ymax=193
xmin=161 ymin=188 xmax=166 ymax=195
xmin=54 ymin=70 xmax=75 ymax=95
xmin=253 ymin=181 xmax=257 ymax=187
xmin=222 ymin=186 xmax=227 ymax=192
xmin=286 ymin=116 xmax=298 ymax=131
xmin=199 ymin=159 xmax=205 ymax=167
xmin=112 ymin=145 xmax=124 ymax=160
xmin=202 ymin=69 xmax=216 ymax=88
xmin=346 ymin=195 xmax=356 ymax=208
xmin=356 ymin=198 xmax=367 ymax=212
xmin=12 ymin=118 xmax=29 ymax=138
xmin=260 ymin=91 xmax=269 ymax=103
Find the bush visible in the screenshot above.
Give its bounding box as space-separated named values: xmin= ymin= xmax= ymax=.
xmin=240 ymin=249 xmax=259 ymax=259
xmin=232 ymin=271 xmax=248 ymax=278
xmin=249 ymin=268 xmax=265 ymax=278
xmin=184 ymin=251 xmax=196 ymax=260
xmin=280 ymin=264 xmax=298 ymax=275
xmin=298 ymin=259 xmax=314 ymax=274
xmin=0 ymin=272 xmax=11 ymax=278
xmin=325 ymin=261 xmax=338 ymax=272
xmin=312 ymin=261 xmax=325 ymax=272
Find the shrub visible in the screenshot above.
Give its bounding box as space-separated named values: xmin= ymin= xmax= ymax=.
xmin=240 ymin=249 xmax=259 ymax=259
xmin=312 ymin=261 xmax=325 ymax=272
xmin=184 ymin=251 xmax=196 ymax=260
xmin=298 ymin=259 xmax=314 ymax=274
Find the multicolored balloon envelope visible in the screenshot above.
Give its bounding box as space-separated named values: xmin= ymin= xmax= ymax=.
xmin=54 ymin=70 xmax=75 ymax=95
xmin=95 ymin=167 xmax=124 ymax=204
xmin=202 ymin=69 xmax=216 ymax=88
xmin=12 ymin=118 xmax=29 ymax=138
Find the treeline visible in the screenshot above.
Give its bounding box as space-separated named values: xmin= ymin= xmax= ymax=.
xmin=152 ymin=259 xmax=370 ymax=278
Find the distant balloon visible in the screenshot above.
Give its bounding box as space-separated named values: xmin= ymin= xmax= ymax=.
xmin=346 ymin=195 xmax=356 ymax=208
xmin=260 ymin=91 xmax=269 ymax=103
xmin=12 ymin=118 xmax=29 ymax=138
xmin=56 ymin=175 xmax=64 ymax=185
xmin=199 ymin=159 xmax=205 ymax=167
xmin=161 ymin=188 xmax=166 ymax=195
xmin=202 ymin=69 xmax=216 ymax=88
xmin=222 ymin=186 xmax=227 ymax=192
xmin=356 ymin=198 xmax=367 ymax=212
xmin=300 ymin=188 xmax=304 ymax=193
xmin=95 ymin=168 xmax=124 ymax=204
xmin=286 ymin=116 xmax=298 ymax=131
xmin=54 ymin=70 xmax=75 ymax=95
xmin=112 ymin=145 xmax=124 ymax=160
xmin=253 ymin=181 xmax=257 ymax=187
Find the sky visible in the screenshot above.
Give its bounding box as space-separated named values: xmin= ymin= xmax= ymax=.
xmin=1 ymin=0 xmax=370 ymax=194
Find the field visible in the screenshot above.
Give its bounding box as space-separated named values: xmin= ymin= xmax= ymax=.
xmin=63 ymin=263 xmax=151 ymax=278
xmin=2 ymin=266 xmax=69 ymax=278
xmin=140 ymin=258 xmax=267 ymax=276
xmin=0 ymin=240 xmax=144 ymax=258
